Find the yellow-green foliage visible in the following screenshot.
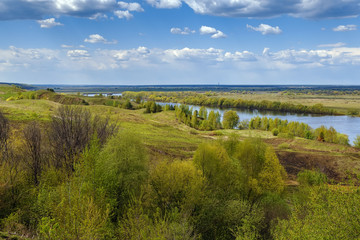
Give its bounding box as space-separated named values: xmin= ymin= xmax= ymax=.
xmin=96 ymin=131 xmax=148 ymax=216
xmin=150 ymin=160 xmax=205 ymax=213
xmin=119 ymin=200 xmax=199 ymax=240
xmin=193 ymin=143 xmax=241 ymax=195
xmin=222 ymin=110 xmax=239 ymax=129
xmin=272 ymin=185 xmax=360 ymax=239
xmin=36 ymin=181 xmax=110 ymax=240
xmin=6 ymin=96 xmax=15 ymax=101
xmin=257 ymin=147 xmax=287 ymax=195
xmin=232 ymin=139 xmax=287 ymax=199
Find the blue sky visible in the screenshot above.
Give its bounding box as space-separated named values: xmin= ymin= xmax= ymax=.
xmin=0 ymin=0 xmax=360 ymax=85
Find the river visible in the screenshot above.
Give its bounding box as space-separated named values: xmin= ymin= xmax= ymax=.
xmin=157 ymin=102 xmax=360 ymax=144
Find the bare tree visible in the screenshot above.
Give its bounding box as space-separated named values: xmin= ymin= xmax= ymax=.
xmin=48 ymin=105 xmax=118 ymax=173
xmin=93 ymin=115 xmax=118 ymax=145
xmin=0 ymin=110 xmax=10 ymax=163
xmin=23 ymin=122 xmax=42 ymax=185
xmin=49 ymin=105 xmax=92 ymax=172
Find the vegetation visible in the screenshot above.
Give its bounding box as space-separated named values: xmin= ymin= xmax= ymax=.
xmin=175 ymin=105 xmax=349 ymax=145
xmin=123 ymin=91 xmax=338 ymax=115
xmin=1 ymin=84 xmax=360 ymax=239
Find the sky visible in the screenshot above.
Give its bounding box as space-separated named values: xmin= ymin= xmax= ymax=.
xmin=0 ymin=0 xmax=360 ymax=85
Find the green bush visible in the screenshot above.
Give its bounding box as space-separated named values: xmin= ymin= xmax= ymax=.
xmin=353 ymin=135 xmax=360 ymax=148
xmin=272 ymin=128 xmax=279 ymax=136
xmin=297 ymin=170 xmax=327 ymax=186
xmin=278 ymin=143 xmax=290 ymax=149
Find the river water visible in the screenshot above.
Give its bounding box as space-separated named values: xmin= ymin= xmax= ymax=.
xmin=157 ymin=102 xmax=360 ymax=144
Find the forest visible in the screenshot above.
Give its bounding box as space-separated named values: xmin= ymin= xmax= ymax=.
xmin=0 ymin=84 xmax=360 ymax=239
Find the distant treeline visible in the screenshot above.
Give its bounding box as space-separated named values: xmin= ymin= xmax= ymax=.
xmin=31 ymin=83 xmax=360 ymax=93
xmin=281 ymin=89 xmax=360 ymax=96
xmin=123 ymin=91 xmax=338 ymax=115
xmin=174 ymin=105 xmax=349 ymax=145
xmin=181 ymin=96 xmax=337 ymax=115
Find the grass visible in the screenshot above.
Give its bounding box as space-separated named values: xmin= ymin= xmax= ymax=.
xmin=0 ymin=84 xmax=25 ymax=100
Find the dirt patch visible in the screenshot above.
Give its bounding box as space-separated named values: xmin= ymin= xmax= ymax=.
xmin=276 ymin=150 xmax=341 ymax=181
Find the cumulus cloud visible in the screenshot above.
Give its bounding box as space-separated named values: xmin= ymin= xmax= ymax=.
xmin=84 ymin=34 xmax=117 ymax=44
xmin=199 ymin=26 xmax=226 ymax=38
xmin=211 ymin=31 xmax=226 ymax=38
xmin=333 ymin=24 xmax=357 ymax=32
xmin=170 ymin=27 xmax=195 ymax=35
xmin=318 ymin=42 xmax=346 ymax=48
xmin=37 ymin=18 xmax=63 ymax=28
xmin=163 ymin=0 xmax=360 ymax=19
xmin=247 ymin=24 xmax=282 ymax=35
xmin=118 ymin=1 xmax=144 ymax=12
xmin=0 ymin=0 xmax=117 ymax=20
xmin=146 ymin=0 xmax=182 ymax=8
xmin=114 ymin=10 xmax=133 ymax=19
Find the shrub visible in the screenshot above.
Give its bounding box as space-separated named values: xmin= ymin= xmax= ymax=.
xmin=354 ymin=135 xmax=360 ymax=148
xmin=272 ymin=128 xmax=279 ymax=136
xmin=297 ymin=170 xmax=327 ymax=186
xmin=278 ymin=143 xmax=290 ymax=149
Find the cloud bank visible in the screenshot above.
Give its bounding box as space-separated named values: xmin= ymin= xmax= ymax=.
xmin=2 ymin=0 xmax=360 ymax=20
xmin=2 ymin=45 xmax=360 ymax=84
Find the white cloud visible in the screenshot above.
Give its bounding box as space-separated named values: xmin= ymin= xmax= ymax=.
xmin=118 ymin=1 xmax=144 ymax=12
xmin=88 ymin=13 xmax=108 ymax=20
xmin=318 ymin=42 xmax=346 ymax=48
xmin=1 ymin=0 xmax=360 ymax=21
xmin=67 ymin=50 xmax=90 ymax=59
xmin=85 ymin=34 xmax=105 ymax=43
xmin=199 ymin=26 xmax=226 ymax=38
xmin=199 ymin=26 xmax=217 ymax=34
xmin=170 ymin=27 xmax=195 ymax=35
xmin=114 ymin=10 xmax=133 ymax=19
xmin=37 ymin=18 xmax=63 ymax=28
xmin=146 ymin=0 xmax=182 ymax=8
xmin=333 ymin=24 xmax=357 ymax=32
xmin=247 ymin=24 xmax=282 ymax=35
xmin=84 ymin=34 xmax=117 ymax=44
xmin=211 ymin=31 xmax=226 ymax=38
xmin=183 ymin=0 xmax=360 ymax=19
xmin=0 ymin=0 xmax=118 ymax=20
